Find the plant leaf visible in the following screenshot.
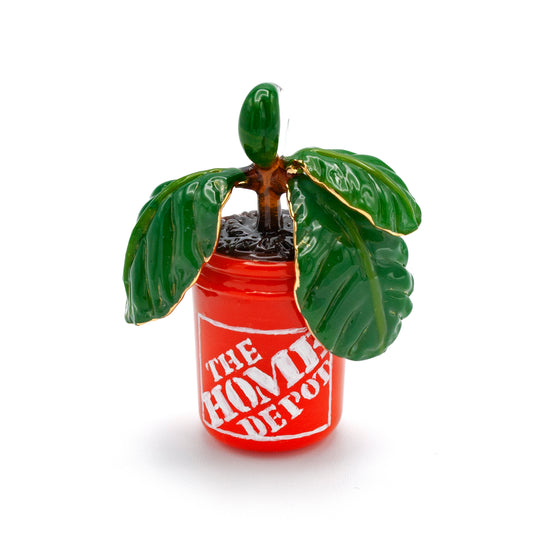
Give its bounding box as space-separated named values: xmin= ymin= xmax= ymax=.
xmin=239 ymin=82 xmax=280 ymax=168
xmin=287 ymin=147 xmax=421 ymax=235
xmin=288 ymin=177 xmax=414 ymax=360
xmin=123 ymin=168 xmax=245 ymax=324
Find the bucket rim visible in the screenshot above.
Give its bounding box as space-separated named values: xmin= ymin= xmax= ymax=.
xmin=201 ymin=252 xmax=296 ymax=281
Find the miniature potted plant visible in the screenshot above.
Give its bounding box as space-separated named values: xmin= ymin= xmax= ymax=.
xmin=123 ymin=83 xmax=421 ymax=451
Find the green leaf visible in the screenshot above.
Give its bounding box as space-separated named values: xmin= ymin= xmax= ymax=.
xmin=238 ymin=82 xmax=280 ymax=168
xmin=123 ymin=168 xmax=245 ymax=324
xmin=288 ymin=177 xmax=414 ymax=361
xmin=287 ymin=147 xmax=421 ymax=235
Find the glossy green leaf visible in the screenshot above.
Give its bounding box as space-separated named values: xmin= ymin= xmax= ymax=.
xmin=288 ymin=177 xmax=414 ymax=361
xmin=123 ymin=168 xmax=245 ymax=324
xmin=287 ymin=147 xmax=421 ymax=235
xmin=238 ymin=82 xmax=280 ymax=168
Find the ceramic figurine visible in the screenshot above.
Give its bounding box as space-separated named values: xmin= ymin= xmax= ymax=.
xmin=123 ymin=83 xmax=421 ymax=451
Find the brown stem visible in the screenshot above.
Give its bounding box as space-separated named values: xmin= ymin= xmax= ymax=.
xmin=239 ymin=158 xmax=290 ymax=234
xmin=256 ymin=191 xmax=282 ymax=233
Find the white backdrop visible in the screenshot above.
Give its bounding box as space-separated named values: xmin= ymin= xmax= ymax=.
xmin=1 ymin=1 xmax=532 ymax=531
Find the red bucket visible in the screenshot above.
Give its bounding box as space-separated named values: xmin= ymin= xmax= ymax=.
xmin=193 ymin=253 xmax=345 ymax=452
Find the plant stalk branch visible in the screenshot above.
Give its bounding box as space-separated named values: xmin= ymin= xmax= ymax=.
xmin=238 ymin=158 xmax=291 ymax=234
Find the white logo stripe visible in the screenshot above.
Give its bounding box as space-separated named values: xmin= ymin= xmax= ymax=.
xmin=198 ymin=313 xmax=308 ymax=335
xmin=203 ymin=421 xmax=331 ymax=442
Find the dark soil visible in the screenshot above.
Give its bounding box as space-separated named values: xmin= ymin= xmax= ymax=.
xmin=216 ymin=210 xmax=294 ymax=261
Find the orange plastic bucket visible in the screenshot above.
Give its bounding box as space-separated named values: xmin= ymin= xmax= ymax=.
xmin=193 ymin=253 xmax=345 ymax=452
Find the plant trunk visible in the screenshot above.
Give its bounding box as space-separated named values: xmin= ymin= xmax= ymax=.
xmin=256 ymin=189 xmax=282 ymax=234
xmin=241 ymin=158 xmax=289 ymax=235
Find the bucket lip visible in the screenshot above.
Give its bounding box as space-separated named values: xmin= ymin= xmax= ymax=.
xmin=202 ymin=252 xmax=295 ymax=280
